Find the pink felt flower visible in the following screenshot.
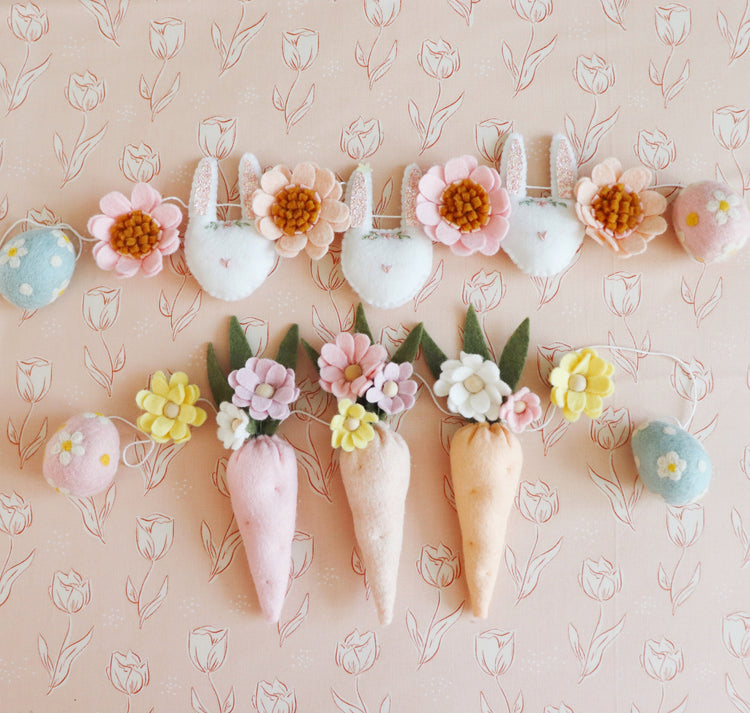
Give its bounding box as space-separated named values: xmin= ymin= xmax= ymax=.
xmin=416 ymin=155 xmax=511 ymax=256
xmin=252 ymin=162 xmax=350 ymax=260
xmin=318 ymin=333 xmax=387 ymax=402
xmin=498 ymin=387 xmax=542 ymax=433
xmin=88 ymin=182 xmax=182 ymax=277
xmin=365 ymin=361 xmax=418 ymax=415
xmin=228 ymin=357 xmax=300 ymax=421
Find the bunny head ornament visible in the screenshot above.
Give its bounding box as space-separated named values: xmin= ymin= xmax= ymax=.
xmin=499 ymin=133 xmax=584 ymax=277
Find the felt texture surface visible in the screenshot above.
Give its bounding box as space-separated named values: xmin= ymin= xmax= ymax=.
xmin=226 ymin=435 xmax=298 ymax=623
xmin=0 ymin=228 xmax=76 ymax=309
xmin=342 ymin=164 xmax=433 ymax=309
xmin=339 ymin=422 xmax=410 ymax=625
xmin=184 ymin=154 xmax=276 ymax=301
xmin=631 ymin=420 xmax=712 ymax=506
xmin=672 ymin=180 xmax=750 ymax=263
xmin=498 ymin=317 xmax=530 ymax=393
xmin=449 ymin=422 xmax=522 ymax=618
xmin=42 ymin=413 xmax=120 ymax=497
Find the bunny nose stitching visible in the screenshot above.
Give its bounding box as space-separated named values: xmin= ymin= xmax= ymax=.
xmin=537 ymin=231 xmax=548 ymax=241
xmin=381 ymin=264 xmax=392 ymax=273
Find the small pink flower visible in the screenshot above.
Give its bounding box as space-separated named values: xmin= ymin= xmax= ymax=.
xmin=88 ymin=183 xmax=182 ymax=278
xmin=499 ymin=387 xmax=541 ymax=433
xmin=228 ymin=358 xmax=300 ymax=421
xmin=318 ymin=333 xmax=387 ymax=402
xmin=416 ymin=155 xmax=510 ymax=256
xmin=365 ymin=361 xmax=417 ymax=415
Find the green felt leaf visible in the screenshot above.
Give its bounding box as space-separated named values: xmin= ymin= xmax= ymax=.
xmin=246 ymin=418 xmax=258 ymax=438
xmin=391 ymin=323 xmax=424 ymax=364
xmin=421 ymin=329 xmax=448 ymax=381
xmin=276 ymin=324 xmax=299 ymax=371
xmin=462 ymin=304 xmax=492 ymax=361
xmin=301 ymin=339 xmax=321 ymax=374
xmin=229 ymin=316 xmax=253 ymax=371
xmin=499 ymin=317 xmax=530 ymax=393
xmin=262 ymin=418 xmax=279 ymax=436
xmin=354 ymin=303 xmax=375 ymax=342
xmin=206 ymin=343 xmax=233 ymax=408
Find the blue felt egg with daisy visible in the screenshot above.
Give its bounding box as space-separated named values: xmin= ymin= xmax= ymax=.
xmin=0 ymin=227 xmax=76 ymax=309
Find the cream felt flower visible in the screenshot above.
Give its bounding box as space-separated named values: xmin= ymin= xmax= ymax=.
xmin=50 ymin=429 xmax=85 ymax=465
xmin=216 ymin=402 xmax=250 ymax=451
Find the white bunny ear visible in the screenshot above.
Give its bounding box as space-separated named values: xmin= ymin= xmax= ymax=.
xmin=401 ymin=163 xmax=422 ymax=228
xmin=345 ymin=165 xmax=373 ymax=230
xmin=189 ymin=158 xmax=218 ymax=221
xmin=238 ymin=153 xmax=262 ymax=220
xmin=551 ymin=134 xmax=577 ymax=200
xmin=500 ymin=133 xmax=527 ymax=198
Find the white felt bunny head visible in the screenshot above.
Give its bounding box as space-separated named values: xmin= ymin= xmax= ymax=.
xmin=341 ymin=164 xmax=433 ymax=309
xmin=499 ymin=133 xmax=584 ymax=277
xmin=185 ymin=155 xmax=276 ymax=301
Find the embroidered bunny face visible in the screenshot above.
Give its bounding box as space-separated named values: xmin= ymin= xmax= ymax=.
xmin=341 ymin=165 xmax=433 ymax=309
xmin=499 ymin=134 xmax=584 ymax=277
xmin=184 ymin=154 xmax=276 ymax=301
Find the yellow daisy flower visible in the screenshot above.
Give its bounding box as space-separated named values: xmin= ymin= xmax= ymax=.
xmin=136 ymin=371 xmax=207 ymax=444
xmin=330 ymin=399 xmax=378 ymax=452
xmin=549 ymin=348 xmax=615 ymax=422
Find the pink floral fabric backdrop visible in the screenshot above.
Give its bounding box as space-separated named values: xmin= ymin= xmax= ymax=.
xmin=1 ymin=1 xmax=748 ymax=711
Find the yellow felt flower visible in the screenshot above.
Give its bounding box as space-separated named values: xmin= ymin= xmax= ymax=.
xmin=549 ymin=348 xmax=615 ymax=422
xmin=136 ymin=371 xmax=207 ymax=444
xmin=330 ymin=399 xmax=378 ymax=452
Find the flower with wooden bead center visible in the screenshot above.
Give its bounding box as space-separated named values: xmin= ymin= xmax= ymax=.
xmin=463 ymin=373 xmax=485 ymax=394
xmin=163 ymin=401 xmax=180 ymax=419
xmin=568 ymin=374 xmax=587 ymax=392
xmin=254 ymin=383 xmax=276 ymax=399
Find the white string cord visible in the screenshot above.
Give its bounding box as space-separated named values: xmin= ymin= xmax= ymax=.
xmin=0 ymin=218 xmax=93 ymax=259
xmin=108 ymin=416 xmax=156 ymax=467
xmin=196 ymin=397 xmax=217 ymax=413
xmin=163 ymin=195 xmax=189 ymax=209
xmin=289 ymin=409 xmax=331 ymax=427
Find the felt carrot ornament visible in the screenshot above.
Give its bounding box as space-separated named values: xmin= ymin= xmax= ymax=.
xmin=422 ymin=306 xmax=539 ymax=618
xmin=206 ymin=317 xmax=300 ymax=624
xmin=302 ymin=304 xmax=423 ymax=625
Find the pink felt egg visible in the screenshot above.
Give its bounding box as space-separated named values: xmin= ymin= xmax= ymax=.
xmin=672 ymin=181 xmax=750 ymax=263
xmin=43 ymin=413 xmax=120 ymax=497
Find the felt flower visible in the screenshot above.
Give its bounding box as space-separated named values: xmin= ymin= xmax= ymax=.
xmin=416 ymin=155 xmax=511 ymax=256
xmin=50 ymin=429 xmax=85 ymax=465
xmin=136 ymin=371 xmax=207 ymax=444
xmin=0 ymin=238 xmax=28 ymax=268
xmin=365 ymin=361 xmax=418 ymax=415
xmin=706 ymin=189 xmax=743 ymax=225
xmin=434 ymin=352 xmax=511 ymax=422
xmin=88 ymin=182 xmax=182 ymax=278
xmin=252 ymin=163 xmax=350 ymax=260
xmin=228 ymin=358 xmax=299 ymax=421
xmin=318 ymin=333 xmax=387 ymax=402
xmin=549 ymin=348 xmax=615 ymax=422
xmin=575 ymin=158 xmax=668 ymax=256
xmin=498 ymin=387 xmax=542 ymax=433
xmin=657 ymin=451 xmax=687 ymax=481
xmin=330 ymin=399 xmax=378 ymax=452
xmin=216 ymin=402 xmax=250 ymax=450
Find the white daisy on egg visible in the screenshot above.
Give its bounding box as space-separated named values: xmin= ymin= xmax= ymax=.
xmin=0 ymin=238 xmax=28 ymax=268
xmin=50 ymin=430 xmax=85 ymax=466
xmin=216 ymin=401 xmax=250 ymax=450
xmin=657 ymin=450 xmax=687 ymax=481
xmin=706 ymin=190 xmax=742 ymax=225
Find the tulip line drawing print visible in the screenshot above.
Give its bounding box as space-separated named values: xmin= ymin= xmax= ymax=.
xmin=79 ymin=0 xmax=130 ymax=45
xmin=680 ymin=263 xmax=723 ymax=328
xmin=475 ymin=119 xmax=514 ymax=170
xmin=1 ymin=3 xmax=51 ymax=114
xmin=39 ymin=569 xmax=94 ymax=695
xmin=535 ymin=343 xmax=573 ymax=454
xmin=713 ymin=106 xmax=750 ymax=195
xmin=600 ymin=0 xmax=629 ymax=30
xmin=82 ymin=287 xmax=125 ymax=396
xmin=634 ymin=129 xmax=677 ymax=181
xmin=501 ymin=0 xmax=558 ymax=96
xmin=332 ymin=629 xmax=390 ymax=713
xmin=211 ymin=3 xmax=267 ymax=76
xmin=202 ymin=458 xmax=243 ymax=582
xmin=723 ymin=613 xmax=750 ymax=711
xmin=67 ymin=483 xmax=117 ymax=544
xmin=340 ymin=116 xmax=384 ymax=160
xmin=198 ymin=115 xmax=239 ymax=219
xmin=649 ymin=5 xmax=691 ymax=108
xmin=253 ymin=679 xmax=297 ymax=713
xmin=530 ymin=246 xmax=582 ymax=310
xmin=159 ymin=252 xmax=203 ymax=341
xmin=658 ymin=505 xmax=703 ymax=615
xmin=633 ymin=638 xmax=686 ymax=713
xmin=461 ymin=270 xmax=507 ymax=358
xmin=106 ymin=650 xmax=151 ymax=710
xmin=9 ymin=357 xmax=51 ymax=468
xmin=0 ymin=492 xmax=35 ymax=608
xmin=409 ymin=38 xmax=464 ymax=154
xmin=412 ymin=258 xmax=444 ymax=311
xmin=670 ymin=357 xmax=714 ymax=434
xmin=189 ymin=626 xmax=235 ymax=713
xmin=603 ymin=272 xmax=649 ymax=381
xmin=448 ymin=0 xmax=482 ymax=27
xmin=717 ymin=1 xmax=750 ymax=64
xmin=355 ymin=0 xmax=400 ymax=89
xmin=475 ymin=629 xmax=523 ymax=713
xmin=273 ymin=29 xmax=319 ymax=133
xmin=130 ymin=439 xmax=184 ymax=494
xmin=0 ymin=139 xmax=7 ymax=222
xmin=139 ymin=18 xmax=185 ymax=121
xmin=291 ymin=399 xmax=337 ymax=502
xmin=277 ymin=530 xmax=314 ymax=647
xmin=120 ymin=142 xmax=161 ymax=183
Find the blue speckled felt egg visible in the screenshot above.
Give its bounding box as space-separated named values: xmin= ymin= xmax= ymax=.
xmin=0 ymin=227 xmax=76 ymax=309
xmin=631 ymin=420 xmax=712 ymax=506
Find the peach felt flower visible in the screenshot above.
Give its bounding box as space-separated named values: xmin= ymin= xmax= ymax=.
xmin=88 ymin=183 xmax=182 ymax=277
xmin=252 ymin=163 xmax=350 ymax=260
xmin=318 ymin=333 xmax=387 ymax=402
xmin=575 ymin=158 xmax=668 ymax=257
xmin=416 ymin=155 xmax=510 ymax=256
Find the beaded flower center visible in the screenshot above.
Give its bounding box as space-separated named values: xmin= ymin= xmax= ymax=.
xmin=344 ymin=364 xmax=363 ymax=381
xmin=440 ymin=179 xmax=491 ymax=233
xmin=568 ymin=374 xmax=587 ymax=392
xmin=110 ymin=210 xmax=161 ymax=258
xmin=345 ymin=417 xmax=360 ymax=431
xmin=463 ymin=374 xmax=485 ymax=394
xmin=163 ymin=402 xmax=180 ymax=419
xmin=271 ymin=185 xmax=321 ymax=235
xmin=591 ymin=183 xmax=643 ymax=237
xmin=382 ymin=380 xmax=399 ymax=398
xmin=514 ymin=401 xmax=527 ymax=414
xmin=254 ymin=383 xmax=275 ymax=399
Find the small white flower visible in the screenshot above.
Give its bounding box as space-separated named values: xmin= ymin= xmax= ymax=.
xmin=50 ymin=430 xmax=85 ymax=466
xmin=55 ymin=279 xmax=70 ymax=297
xmin=657 ymin=450 xmax=687 ymax=481
xmin=0 ymin=239 xmax=28 ymax=268
xmin=434 ymin=351 xmax=510 ymax=422
xmin=706 ymin=190 xmax=742 ymax=226
xmin=216 ymin=402 xmax=250 ymax=450
xmin=56 ymin=231 xmax=75 ymax=252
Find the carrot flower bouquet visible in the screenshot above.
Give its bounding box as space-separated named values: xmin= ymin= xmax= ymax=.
xmin=422 ymin=305 xmax=538 ymax=618
xmin=303 ymin=305 xmax=423 ymax=625
xmin=206 ymin=317 xmax=300 ymax=624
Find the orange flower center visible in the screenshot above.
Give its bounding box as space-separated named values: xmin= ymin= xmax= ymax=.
xmin=591 ymin=183 xmax=643 ymax=237
xmin=110 ymin=210 xmax=161 ymax=258
xmin=344 ymin=364 xmax=363 ymax=381
xmin=439 ymin=179 xmax=491 ymax=233
xmin=271 ymin=185 xmax=321 ymax=235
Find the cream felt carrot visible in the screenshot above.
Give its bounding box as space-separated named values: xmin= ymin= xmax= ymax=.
xmin=423 ymin=305 xmax=540 ymax=618
xmin=207 ymin=317 xmax=301 ymax=623
xmin=302 ymin=304 xmax=423 ymax=625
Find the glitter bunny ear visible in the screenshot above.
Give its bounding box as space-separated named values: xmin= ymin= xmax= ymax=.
xmin=401 ymin=163 xmax=423 ymax=230
xmin=500 ymin=133 xmax=527 ymax=199
xmin=551 ymin=134 xmax=577 ymax=200
xmin=239 ymin=153 xmax=262 ymax=221
xmin=188 ymin=157 xmax=219 ymax=221
xmin=345 ymin=164 xmax=374 ymax=231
